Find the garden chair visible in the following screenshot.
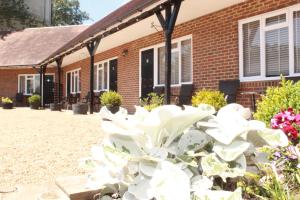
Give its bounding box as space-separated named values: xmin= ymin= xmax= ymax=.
xmin=176 ymin=84 xmax=194 ymax=106
xmin=219 ymin=80 xmax=240 ymax=104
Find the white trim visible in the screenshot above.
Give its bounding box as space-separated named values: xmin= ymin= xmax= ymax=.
xmin=66 ymin=68 xmax=81 ymax=95
xmin=138 ymin=35 xmax=193 ymax=97
xmin=18 ymin=73 xmax=55 ymax=95
xmin=239 ymin=3 xmax=300 ymax=82
xmin=94 ymin=57 xmax=118 ymax=92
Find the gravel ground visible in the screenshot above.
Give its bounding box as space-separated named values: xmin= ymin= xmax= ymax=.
xmin=0 ymin=108 xmax=103 ymax=189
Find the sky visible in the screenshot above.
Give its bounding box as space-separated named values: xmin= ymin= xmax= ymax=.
xmin=79 ymin=0 xmax=131 ymax=24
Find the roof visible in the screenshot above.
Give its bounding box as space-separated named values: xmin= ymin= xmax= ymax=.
xmin=0 ymin=25 xmax=88 ymax=67
xmin=44 ymin=0 xmax=161 ymax=64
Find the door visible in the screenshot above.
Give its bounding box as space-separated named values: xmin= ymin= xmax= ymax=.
xmin=141 ymin=49 xmax=154 ymax=98
xmin=109 ymin=59 xmax=118 ymax=92
xmin=44 ymin=75 xmax=54 ymax=104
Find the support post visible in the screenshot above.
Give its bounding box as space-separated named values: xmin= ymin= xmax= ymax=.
xmin=40 ymin=65 xmax=47 ymax=108
xmin=86 ymin=38 xmax=101 ymax=114
xmin=155 ymin=0 xmax=182 ymax=104
xmin=39 ymin=66 xmax=43 ymax=107
xmin=55 ymin=57 xmax=64 ymax=104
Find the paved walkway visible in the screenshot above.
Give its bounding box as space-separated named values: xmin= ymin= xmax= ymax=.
xmin=0 ymin=108 xmax=102 ymax=194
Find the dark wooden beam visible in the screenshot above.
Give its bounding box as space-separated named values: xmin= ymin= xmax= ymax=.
xmin=39 ymin=0 xmax=179 ymax=67
xmin=86 ymin=38 xmax=101 ymax=114
xmin=55 ymin=57 xmax=64 ymax=104
xmin=155 ymin=0 xmax=182 ymax=104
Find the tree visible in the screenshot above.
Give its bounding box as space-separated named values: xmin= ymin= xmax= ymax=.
xmin=0 ymin=0 xmax=41 ymax=38
xmin=52 ymin=0 xmax=90 ymax=26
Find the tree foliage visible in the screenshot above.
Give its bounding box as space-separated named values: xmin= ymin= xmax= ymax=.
xmin=52 ymin=0 xmax=90 ymax=26
xmin=0 ymin=0 xmax=41 ymax=37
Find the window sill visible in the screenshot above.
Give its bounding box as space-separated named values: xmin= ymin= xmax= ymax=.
xmin=240 ymin=75 xmax=300 ymax=82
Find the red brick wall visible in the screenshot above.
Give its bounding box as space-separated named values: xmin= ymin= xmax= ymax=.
xmin=1 ymin=0 xmax=299 ymax=112
xmin=0 ymin=67 xmax=56 ymax=99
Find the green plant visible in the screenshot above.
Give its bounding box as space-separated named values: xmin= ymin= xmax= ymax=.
xmin=100 ymin=91 xmax=123 ymax=107
xmin=28 ymin=94 xmax=41 ymax=105
xmin=140 ymin=93 xmax=164 ymax=111
xmin=254 ymin=77 xmax=300 ymax=126
xmin=191 ymin=89 xmax=227 ymax=110
xmin=1 ymin=97 xmax=13 ymax=104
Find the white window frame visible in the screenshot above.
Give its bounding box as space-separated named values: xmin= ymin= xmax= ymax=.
xmin=18 ymin=73 xmax=55 ymax=95
xmin=94 ymin=57 xmax=118 ymax=92
xmin=239 ymin=3 xmax=300 ymax=82
xmin=66 ymin=68 xmax=81 ymax=95
xmin=139 ymin=35 xmax=193 ymax=90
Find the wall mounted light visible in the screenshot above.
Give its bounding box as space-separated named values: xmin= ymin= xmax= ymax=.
xmin=122 ymin=49 xmax=129 ymax=57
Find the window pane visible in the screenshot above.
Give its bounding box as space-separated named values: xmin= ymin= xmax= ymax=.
xmin=266 ymin=27 xmax=289 ymax=76
xmin=172 ymin=51 xmax=179 ymax=84
xmin=71 ymin=72 xmax=75 ymax=93
xmin=26 ymin=77 xmax=33 ymax=94
xmin=104 ymin=62 xmax=108 ymax=89
xmin=243 ymin=20 xmax=261 ymax=77
xmin=94 ymin=65 xmax=97 ymax=90
xmin=294 ymin=11 xmax=300 ymax=73
xmin=34 ymin=75 xmax=40 ymax=94
xmin=98 ymin=68 xmax=103 ymax=90
xmin=19 ymin=76 xmax=25 ymax=93
xmin=158 ymin=46 xmax=165 ymax=84
xmin=75 ymin=74 xmax=78 ymax=93
xmin=181 ymin=39 xmax=192 ymax=82
xmin=78 ymin=70 xmax=81 ymax=92
xmin=266 ymin=14 xmax=286 ymax=26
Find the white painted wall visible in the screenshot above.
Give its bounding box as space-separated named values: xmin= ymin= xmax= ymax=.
xmin=24 ymin=0 xmax=52 ymax=25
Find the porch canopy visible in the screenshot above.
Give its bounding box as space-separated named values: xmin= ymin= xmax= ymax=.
xmin=36 ymin=0 xmax=243 ymax=111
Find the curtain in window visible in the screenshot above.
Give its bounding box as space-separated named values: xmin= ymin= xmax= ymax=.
xmin=242 ymin=20 xmax=261 ymax=77
xmin=94 ymin=65 xmax=97 ymax=90
xmin=294 ymin=11 xmax=300 ymax=73
xmin=158 ymin=46 xmax=166 ymax=85
xmin=34 ymin=75 xmax=40 ymax=94
xmin=266 ymin=27 xmax=289 ymax=76
xmin=181 ymin=39 xmax=192 ymax=82
xmin=98 ymin=65 xmax=103 ymax=90
xmin=19 ymin=76 xmax=25 ymax=93
xmin=104 ymin=62 xmax=108 ymax=90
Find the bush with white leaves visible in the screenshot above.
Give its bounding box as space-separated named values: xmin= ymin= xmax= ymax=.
xmin=80 ymin=104 xmax=288 ymax=200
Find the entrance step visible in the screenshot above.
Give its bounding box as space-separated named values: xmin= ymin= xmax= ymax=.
xmin=0 ymin=183 xmax=69 ymax=200
xmin=55 ymin=176 xmax=101 ymax=200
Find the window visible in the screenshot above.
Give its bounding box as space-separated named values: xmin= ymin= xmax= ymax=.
xmin=239 ymin=4 xmax=300 ymax=81
xmin=155 ymin=36 xmax=192 ymax=86
xmin=18 ymin=74 xmax=40 ymax=95
xmin=66 ymin=69 xmax=81 ymax=95
xmin=94 ymin=59 xmax=114 ymax=92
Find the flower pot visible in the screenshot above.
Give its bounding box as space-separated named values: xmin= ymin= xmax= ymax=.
xmin=107 ymin=105 xmax=120 ymax=114
xmin=30 ymin=102 xmax=40 ymax=110
xmin=72 ymin=103 xmax=88 ymax=115
xmin=2 ymin=103 xmax=13 ymax=109
xmin=50 ymin=103 xmax=61 ymax=111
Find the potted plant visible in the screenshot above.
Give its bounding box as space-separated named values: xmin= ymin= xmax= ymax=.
xmin=1 ymin=97 xmax=13 ymax=109
xmin=100 ymin=91 xmax=123 ymax=114
xmin=50 ymin=103 xmax=62 ymax=111
xmin=72 ymin=103 xmax=88 ymax=115
xmin=28 ymin=95 xmax=41 ymax=110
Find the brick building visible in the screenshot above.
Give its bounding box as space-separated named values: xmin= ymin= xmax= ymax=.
xmin=1 ymin=0 xmax=300 ymax=113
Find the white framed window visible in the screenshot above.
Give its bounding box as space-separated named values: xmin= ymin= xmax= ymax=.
xmin=93 ymin=57 xmax=116 ymax=92
xmin=239 ymin=4 xmax=300 ymax=82
xmin=151 ymin=35 xmax=192 ymax=86
xmin=66 ymin=68 xmax=81 ymax=94
xmin=18 ymin=74 xmax=41 ymax=95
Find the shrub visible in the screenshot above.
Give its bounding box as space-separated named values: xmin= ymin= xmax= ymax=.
xmin=254 ymin=77 xmax=300 ymax=126
xmin=1 ymin=97 xmax=13 ymax=104
xmin=140 ymin=92 xmax=164 ymax=111
xmin=28 ymin=94 xmax=41 ymax=105
xmin=100 ymin=91 xmax=123 ymax=107
xmin=191 ymin=89 xmax=227 ymax=110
